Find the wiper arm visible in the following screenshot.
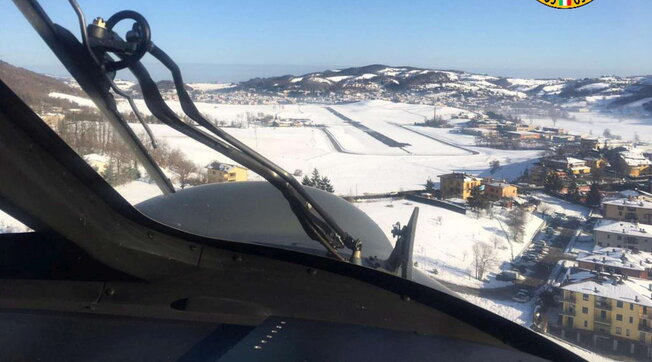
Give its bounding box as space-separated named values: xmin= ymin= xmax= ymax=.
xmin=68 ymin=0 xmax=158 ymax=149
xmin=12 ymin=0 xmax=175 ymax=196
xmin=79 ymin=8 xmax=362 ymax=262
xmin=127 ymin=60 xmax=347 ymax=261
xmin=148 ymin=44 xmax=363 ymax=260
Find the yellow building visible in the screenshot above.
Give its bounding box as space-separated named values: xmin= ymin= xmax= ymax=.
xmin=543 ymin=157 xmax=591 ymax=176
xmin=438 ymin=173 xmax=481 ymax=200
xmin=617 ymin=151 xmax=651 ymax=178
xmin=584 ymin=157 xmax=609 ymax=172
xmin=206 ymin=162 xmax=248 ymax=183
xmin=602 ymin=198 xmax=652 ymax=225
xmin=560 ymin=273 xmax=652 ymax=356
xmin=483 ymin=182 xmax=518 ymax=201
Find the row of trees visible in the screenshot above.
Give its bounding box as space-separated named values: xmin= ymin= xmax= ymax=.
xmin=142 ymin=136 xmax=207 ymax=189
xmin=544 ymin=172 xmax=602 ymax=207
xmin=57 ymin=117 xmax=143 ymax=187
xmin=56 ymin=110 xmax=207 ymax=188
xmin=301 ymin=168 xmax=335 ymax=193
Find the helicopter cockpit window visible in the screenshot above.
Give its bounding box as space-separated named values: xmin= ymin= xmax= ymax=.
xmin=2 ymin=1 xmax=651 ymax=360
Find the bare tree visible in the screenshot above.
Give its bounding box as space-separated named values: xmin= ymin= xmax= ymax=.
xmin=506 ymin=207 xmax=528 ymax=243
xmin=471 ymin=242 xmax=497 ymax=280
xmin=168 ymin=149 xmax=198 ymax=189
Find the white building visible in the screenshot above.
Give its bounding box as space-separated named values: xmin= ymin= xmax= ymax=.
xmin=594 ymin=219 xmax=652 ymax=252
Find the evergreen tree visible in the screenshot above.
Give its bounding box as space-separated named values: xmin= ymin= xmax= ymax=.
xmin=301 ymin=175 xmax=313 ymax=187
xmin=302 ymin=168 xmax=334 ymax=193
xmin=320 ymin=177 xmax=334 ymax=193
xmin=544 ymin=172 xmax=563 ymax=193
xmin=467 ymin=186 xmax=490 ymax=211
xmin=425 ymin=177 xmax=436 ymax=192
xmin=567 ymin=181 xmax=580 ymax=202
xmin=587 ymin=183 xmax=602 ymax=207
xmin=310 ymin=168 xmax=321 ymax=185
xmin=101 ymin=160 xmax=118 ymax=186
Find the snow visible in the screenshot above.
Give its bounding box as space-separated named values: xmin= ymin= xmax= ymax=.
xmin=355 ymin=200 xmax=544 ymax=288
xmin=0 ymin=210 xmax=30 ymax=233
xmin=622 ymin=96 xmax=652 ymax=108
xmin=532 ymin=192 xmax=591 ymax=219
xmin=527 ymin=111 xmax=652 ymax=142
xmin=541 ymin=84 xmax=565 ymax=94
xmin=115 ymin=180 xmax=164 ymax=204
xmin=354 ymin=73 xmax=378 ymax=80
xmin=44 ymin=94 xmax=540 ymax=195
xmin=49 ymin=92 xmax=96 ymax=107
xmin=460 ymin=292 xmax=535 ymax=325
xmin=289 ymin=77 xmax=303 ymax=83
xmin=404 ymin=126 xmax=478 ymax=146
xmin=188 ymin=82 xmax=236 ymax=91
xmin=325 ymin=75 xmax=352 ymax=82
xmin=577 ymin=82 xmax=610 ymax=92
xmin=308 ymin=77 xmax=331 ymax=84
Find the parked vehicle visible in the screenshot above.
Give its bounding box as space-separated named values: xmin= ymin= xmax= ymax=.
xmin=497 ymin=270 xmax=520 ymax=281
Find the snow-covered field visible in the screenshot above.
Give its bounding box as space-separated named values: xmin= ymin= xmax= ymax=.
xmin=354 ymin=200 xmax=544 ymax=289
xmin=532 ymin=192 xmax=591 ymax=219
xmin=528 ymin=111 xmax=652 ymax=142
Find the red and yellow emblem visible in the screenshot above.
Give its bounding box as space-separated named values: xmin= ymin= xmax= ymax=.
xmin=536 ymin=0 xmax=595 ymax=9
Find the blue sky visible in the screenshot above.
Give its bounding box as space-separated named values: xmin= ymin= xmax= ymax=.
xmin=1 ymin=0 xmax=651 ymax=81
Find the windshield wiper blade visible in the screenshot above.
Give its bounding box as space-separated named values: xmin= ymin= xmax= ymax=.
xmin=126 ymin=59 xmax=349 ymax=261
xmin=147 ymin=44 xmax=362 ymax=260
xmin=30 ymin=0 xmax=360 ymax=262
xmin=12 ymin=0 xmax=175 ymax=196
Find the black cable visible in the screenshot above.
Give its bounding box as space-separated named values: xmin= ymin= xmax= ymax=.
xmin=67 ymin=0 xmax=158 ymax=149
xmin=149 ymin=44 xmax=361 ymax=254
xmin=128 ymin=60 xmax=346 ymax=261
xmin=69 ymin=1 xmax=355 ymax=260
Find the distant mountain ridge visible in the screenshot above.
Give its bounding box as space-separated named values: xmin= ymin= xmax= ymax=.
xmin=235 ymin=64 xmax=652 ymax=114
xmin=1 ymin=60 xmax=650 ymax=115
xmin=0 ymin=60 xmax=83 ymax=103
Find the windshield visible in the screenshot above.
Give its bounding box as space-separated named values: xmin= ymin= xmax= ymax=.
xmin=2 ymin=0 xmax=652 ymax=360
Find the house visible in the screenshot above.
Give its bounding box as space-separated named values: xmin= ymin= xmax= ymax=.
xmin=577 ymin=247 xmax=652 ymax=279
xmin=501 ymin=124 xmax=533 ymax=132
xmin=438 ymin=173 xmax=482 ymax=200
xmin=584 ymin=157 xmax=610 ymax=172
xmin=559 ymin=270 xmax=652 ymax=356
xmin=206 ymin=162 xmax=248 ymax=183
xmin=603 ymin=198 xmax=652 ymax=225
xmin=580 ymin=136 xmax=602 ymax=152
xmin=594 ymin=219 xmax=652 ymax=252
xmin=542 ymin=157 xmax=591 ymax=175
xmin=484 ymin=182 xmax=518 ymax=201
xmin=460 ymin=127 xmax=498 ymax=137
xmin=527 ymin=162 xmax=549 ymax=186
xmin=505 ymin=131 xmax=541 ymax=140
xmin=551 ymin=134 xmax=577 ymax=144
xmin=617 ymin=151 xmax=651 ymax=178
xmin=542 ymin=127 xmax=568 ymax=135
